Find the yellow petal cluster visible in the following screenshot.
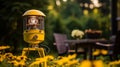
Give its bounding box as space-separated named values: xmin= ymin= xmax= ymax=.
xmin=101 ymin=49 xmax=108 ymax=55
xmin=0 ymin=46 xmax=10 ymax=50
xmin=71 ymin=29 xmax=84 ymax=39
xmin=93 ymin=49 xmax=108 ymax=56
xmin=65 ymin=60 xmax=79 ymax=66
xmin=79 ymin=60 xmax=92 ymax=67
xmin=92 ymin=49 xmax=100 ymax=56
xmin=108 ymin=60 xmax=120 ymax=67
xmin=93 ymin=60 xmax=104 ymax=67
xmin=53 ymin=54 xmax=77 ymax=66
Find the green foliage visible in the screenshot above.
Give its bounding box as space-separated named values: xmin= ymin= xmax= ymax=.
xmin=60 ymin=1 xmax=82 ymax=18
xmin=0 ymin=0 xmax=111 ymax=55
xmin=66 ymin=19 xmax=83 ymax=31
xmin=47 ymin=0 xmax=111 ymax=41
xmin=0 ymin=0 xmax=49 ymax=54
xmin=85 ymin=18 xmax=100 ymax=30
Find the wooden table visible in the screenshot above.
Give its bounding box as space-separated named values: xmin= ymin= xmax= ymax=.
xmin=64 ymin=39 xmax=109 ymax=60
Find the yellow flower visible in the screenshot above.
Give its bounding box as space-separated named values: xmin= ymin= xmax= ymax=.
xmin=80 ymin=60 xmax=92 ymax=67
xmin=57 ymin=61 xmax=63 ymax=65
xmin=46 ymin=55 xmax=54 ymax=60
xmin=35 ymin=58 xmax=45 ymax=62
xmin=66 ymin=60 xmax=78 ymax=66
xmin=108 ymin=60 xmax=120 ymax=67
xmin=0 ymin=46 xmax=10 ymax=50
xmin=29 ymin=61 xmax=42 ymax=67
xmin=30 ymin=56 xmax=52 ymax=67
xmin=19 ymin=61 xmax=26 ymax=66
xmin=9 ymin=60 xmax=19 ymax=66
xmin=68 ymin=54 xmax=77 ymax=59
xmin=93 ymin=60 xmax=104 ymax=67
xmin=93 ymin=49 xmax=108 ymax=56
xmin=36 ymin=55 xmax=54 ymax=61
xmin=101 ymin=49 xmax=108 ymax=55
xmin=53 ymin=57 xmax=69 ymax=65
xmin=0 ymin=55 xmax=4 ymax=62
xmin=71 ymin=29 xmax=84 ymax=39
xmin=16 ymin=55 xmax=27 ymax=61
xmin=92 ymin=49 xmax=100 ymax=56
xmin=4 ymin=53 xmax=14 ymax=60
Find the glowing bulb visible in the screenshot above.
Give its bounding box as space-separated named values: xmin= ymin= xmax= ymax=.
xmin=30 ymin=18 xmax=36 ymax=24
xmin=29 ymin=16 xmax=38 ymax=25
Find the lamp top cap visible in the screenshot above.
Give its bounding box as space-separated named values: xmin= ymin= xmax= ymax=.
xmin=23 ymin=9 xmax=46 ymax=17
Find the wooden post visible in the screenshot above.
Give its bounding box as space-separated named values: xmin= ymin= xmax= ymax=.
xmin=111 ymin=0 xmax=118 ymax=35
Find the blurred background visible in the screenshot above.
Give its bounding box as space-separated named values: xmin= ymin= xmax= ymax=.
xmin=0 ymin=0 xmax=119 ymax=55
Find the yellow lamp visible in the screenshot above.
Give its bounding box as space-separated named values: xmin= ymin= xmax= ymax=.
xmin=23 ymin=9 xmax=46 ymax=47
xmin=22 ymin=9 xmax=47 ymax=67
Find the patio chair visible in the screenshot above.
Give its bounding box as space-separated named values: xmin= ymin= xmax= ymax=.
xmin=95 ymin=35 xmax=116 ymax=60
xmin=53 ymin=33 xmax=68 ymax=55
xmin=53 ymin=33 xmax=85 ymax=55
xmin=96 ymin=35 xmax=115 ymax=49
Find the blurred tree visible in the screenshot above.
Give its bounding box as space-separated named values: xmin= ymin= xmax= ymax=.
xmin=53 ymin=18 xmax=65 ymax=33
xmin=60 ymin=0 xmax=82 ymax=19
xmin=52 ymin=0 xmax=83 ymax=33
xmin=48 ymin=0 xmax=111 ymax=38
xmin=46 ymin=0 xmax=111 ymax=55
xmin=99 ymin=0 xmax=110 ymax=15
xmin=0 ymin=0 xmax=49 ymax=54
xmin=67 ymin=20 xmax=83 ymax=31
xmin=85 ymin=18 xmax=100 ymax=30
xmin=77 ymin=0 xmax=110 ymax=15
xmin=0 ymin=0 xmax=112 ymax=55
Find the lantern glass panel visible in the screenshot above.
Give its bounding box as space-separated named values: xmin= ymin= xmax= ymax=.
xmin=23 ymin=16 xmax=44 ymax=30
